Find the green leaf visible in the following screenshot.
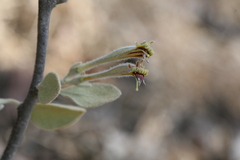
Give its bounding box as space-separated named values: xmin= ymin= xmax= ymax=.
xmin=37 ymin=72 xmax=61 ymax=104
xmin=0 ymin=98 xmax=21 ymax=110
xmin=60 ymin=83 xmax=122 ymax=108
xmin=31 ymin=103 xmax=86 ymax=130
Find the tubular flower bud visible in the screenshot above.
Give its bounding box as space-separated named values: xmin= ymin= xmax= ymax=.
xmin=66 ymin=63 xmax=149 ymax=91
xmin=64 ymin=41 xmax=154 ymax=79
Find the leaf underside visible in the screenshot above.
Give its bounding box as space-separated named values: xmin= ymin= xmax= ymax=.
xmin=60 ymin=83 xmax=122 ymax=109
xmin=31 ymin=103 xmax=86 ymax=130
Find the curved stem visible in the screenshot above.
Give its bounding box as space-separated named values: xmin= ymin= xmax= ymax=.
xmin=0 ymin=0 xmax=67 ymax=160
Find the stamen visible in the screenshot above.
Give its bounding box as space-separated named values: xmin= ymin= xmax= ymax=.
xmin=138 ymin=80 xmax=141 ymax=86
xmin=135 ymin=77 xmax=139 ymax=91
xmin=143 ymin=80 xmax=146 ymax=85
xmin=143 ymin=54 xmax=146 ymax=59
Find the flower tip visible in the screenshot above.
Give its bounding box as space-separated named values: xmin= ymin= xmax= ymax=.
xmin=135 ymin=41 xmax=154 ymax=60
xmin=150 ymin=41 xmax=155 ymax=44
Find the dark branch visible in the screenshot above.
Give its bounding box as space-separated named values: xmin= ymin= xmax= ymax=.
xmin=57 ymin=0 xmax=68 ymax=4
xmin=0 ymin=0 xmax=67 ymax=159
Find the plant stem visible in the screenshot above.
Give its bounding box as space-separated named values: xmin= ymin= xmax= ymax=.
xmin=0 ymin=0 xmax=67 ymax=159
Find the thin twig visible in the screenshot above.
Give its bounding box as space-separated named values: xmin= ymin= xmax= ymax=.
xmin=0 ymin=0 xmax=67 ymax=160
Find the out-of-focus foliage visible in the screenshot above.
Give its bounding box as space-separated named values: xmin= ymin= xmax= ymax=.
xmin=1 ymin=0 xmax=240 ymax=159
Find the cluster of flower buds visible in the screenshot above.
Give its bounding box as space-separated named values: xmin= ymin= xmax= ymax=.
xmin=62 ymin=41 xmax=154 ymax=91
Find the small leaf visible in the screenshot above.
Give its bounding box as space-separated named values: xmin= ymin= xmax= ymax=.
xmin=60 ymin=83 xmax=122 ymax=108
xmin=0 ymin=98 xmax=21 ymax=110
xmin=31 ymin=103 xmax=86 ymax=130
xmin=37 ymin=72 xmax=61 ymax=104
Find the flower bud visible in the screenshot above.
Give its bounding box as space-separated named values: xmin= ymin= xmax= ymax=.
xmin=64 ymin=41 xmax=154 ymax=80
xmin=66 ymin=63 xmax=149 ymax=91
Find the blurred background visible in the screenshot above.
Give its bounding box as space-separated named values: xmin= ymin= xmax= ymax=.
xmin=1 ymin=0 xmax=240 ymax=159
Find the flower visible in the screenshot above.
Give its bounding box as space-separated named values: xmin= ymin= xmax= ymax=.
xmin=63 ymin=41 xmax=154 ymax=80
xmin=129 ymin=60 xmax=149 ymax=91
xmin=132 ymin=41 xmax=154 ymax=62
xmin=64 ymin=63 xmax=149 ymax=91
xmin=134 ymin=73 xmax=146 ymax=91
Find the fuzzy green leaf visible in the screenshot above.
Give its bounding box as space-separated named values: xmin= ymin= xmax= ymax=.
xmin=60 ymin=83 xmax=121 ymax=108
xmin=0 ymin=98 xmax=21 ymax=110
xmin=37 ymin=72 xmax=61 ymax=104
xmin=31 ymin=103 xmax=86 ymax=130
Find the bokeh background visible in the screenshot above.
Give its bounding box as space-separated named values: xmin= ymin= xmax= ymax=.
xmin=1 ymin=0 xmax=240 ymax=159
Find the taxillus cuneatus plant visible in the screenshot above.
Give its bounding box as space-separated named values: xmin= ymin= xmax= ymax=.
xmin=0 ymin=41 xmax=154 ymax=130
